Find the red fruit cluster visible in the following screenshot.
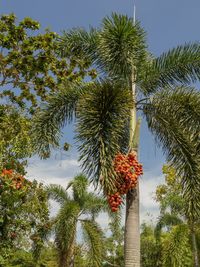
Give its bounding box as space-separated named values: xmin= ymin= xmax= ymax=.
xmin=1 ymin=169 xmax=28 ymax=190
xmin=107 ymin=152 xmax=143 ymax=212
xmin=107 ymin=192 xmax=122 ymax=212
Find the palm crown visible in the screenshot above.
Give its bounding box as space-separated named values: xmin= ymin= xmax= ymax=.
xmin=32 ymin=13 xmax=200 ymax=219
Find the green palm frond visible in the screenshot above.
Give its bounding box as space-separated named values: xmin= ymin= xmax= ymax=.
xmin=58 ymin=13 xmax=147 ymax=81
xmin=142 ymin=43 xmax=200 ymax=94
xmin=76 ymin=79 xmax=133 ymax=192
xmin=69 ymin=174 xmax=89 ymax=205
xmin=58 ymin=27 xmax=98 ymax=63
xmin=31 ymin=81 xmax=82 ymax=158
xmin=143 ymin=87 xmax=200 ymax=218
xmin=46 ymin=184 xmax=69 ymax=205
xmin=82 ymin=192 xmax=107 ymax=218
xmin=108 ymin=211 xmax=123 ymax=240
xmin=162 ymin=225 xmax=192 ymax=267
xmin=81 ymin=219 xmax=105 ymax=267
xmin=97 ymin=13 xmax=147 ymax=80
xmin=55 ymin=201 xmax=79 ymax=257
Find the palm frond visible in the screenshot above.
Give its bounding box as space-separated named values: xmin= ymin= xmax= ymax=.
xmin=46 ymin=184 xmax=69 ymax=205
xmin=31 ymin=81 xmax=82 ymax=158
xmin=58 ymin=27 xmax=98 ymax=63
xmin=162 ymin=225 xmax=192 ymax=267
xmin=97 ymin=13 xmax=147 ymax=80
xmin=55 ymin=201 xmax=79 ymax=263
xmin=143 ymin=87 xmax=200 ymax=219
xmin=58 ymin=13 xmax=147 ymax=82
xmin=81 ymin=219 xmax=105 ymax=267
xmin=142 ymin=43 xmax=200 ymax=94
xmin=70 ymin=174 xmax=88 ymax=204
xmin=82 ymin=192 xmax=107 ymax=218
xmin=108 ymin=211 xmax=123 ymax=241
xmin=76 ymin=79 xmax=133 ymax=192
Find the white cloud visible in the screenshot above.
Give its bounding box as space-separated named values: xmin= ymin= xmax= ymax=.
xmin=26 ymin=155 xmax=80 ymax=186
xmin=140 ymin=171 xmax=164 ymax=223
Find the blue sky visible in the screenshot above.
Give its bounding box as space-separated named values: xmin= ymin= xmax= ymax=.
xmin=1 ymin=0 xmax=200 ymax=223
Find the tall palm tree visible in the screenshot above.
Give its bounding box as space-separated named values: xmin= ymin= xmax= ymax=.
xmin=32 ymin=14 xmax=200 ymax=267
xmin=47 ymin=174 xmax=106 ymax=267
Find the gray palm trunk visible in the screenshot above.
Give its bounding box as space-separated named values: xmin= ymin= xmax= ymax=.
xmin=125 ymin=185 xmax=140 ymax=267
xmin=124 ymin=74 xmax=140 ymax=267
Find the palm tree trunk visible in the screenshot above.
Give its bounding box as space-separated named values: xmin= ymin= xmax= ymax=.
xmin=59 ymin=229 xmax=76 ymax=267
xmin=191 ymin=229 xmax=199 ymax=267
xmin=67 ymin=233 xmax=76 ymax=267
xmin=125 ymin=185 xmax=140 ymax=267
xmin=124 ymin=72 xmax=140 ymax=267
xmin=59 ymin=252 xmax=68 ymax=267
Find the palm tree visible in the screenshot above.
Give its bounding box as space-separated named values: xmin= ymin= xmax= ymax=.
xmin=32 ymin=14 xmax=200 ymax=266
xmin=47 ymin=174 xmax=106 ymax=267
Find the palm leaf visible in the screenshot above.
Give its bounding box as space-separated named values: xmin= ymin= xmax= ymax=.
xmin=76 ymin=79 xmax=133 ymax=192
xmin=94 ymin=13 xmax=147 ymax=80
xmin=143 ymin=87 xmax=200 ymax=219
xmin=58 ymin=13 xmax=147 ymax=82
xmin=55 ymin=201 xmax=79 ymax=265
xmin=46 ymin=184 xmax=69 ymax=205
xmin=58 ymin=27 xmax=98 ymax=63
xmin=31 ymin=81 xmax=82 ymax=158
xmin=82 ymin=192 xmax=107 ymax=218
xmin=142 ymin=43 xmax=200 ymax=94
xmin=162 ymin=225 xmax=192 ymax=267
xmin=81 ymin=219 xmax=105 ymax=267
xmin=69 ymin=174 xmax=89 ymax=205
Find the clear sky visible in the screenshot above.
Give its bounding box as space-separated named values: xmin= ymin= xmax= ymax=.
xmin=1 ymin=0 xmax=200 ymax=223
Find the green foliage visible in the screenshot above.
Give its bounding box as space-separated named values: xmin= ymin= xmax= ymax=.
xmin=142 ymin=43 xmax=200 ymax=94
xmin=155 ymin=164 xmax=200 ymax=266
xmin=162 ymin=225 xmax=193 ymax=267
xmin=0 ymin=249 xmax=35 ymax=267
xmin=96 ymin=13 xmax=147 ymax=81
xmin=156 ymin=164 xmax=184 ymax=216
xmin=82 ymin=220 xmax=105 ymax=267
xmin=0 ymin=13 xmax=95 ymax=111
xmin=60 ymin=13 xmax=147 ymax=83
xmin=103 ymin=213 xmax=124 ymax=267
xmin=0 ymin=246 xmax=58 ymax=267
xmin=144 ymin=87 xmax=200 ymax=219
xmin=141 ymin=223 xmax=161 ymax=267
xmin=31 ymin=81 xmax=83 ymax=158
xmin=0 ymin=105 xmax=32 ymax=163
xmin=0 ymin=170 xmax=50 ymax=262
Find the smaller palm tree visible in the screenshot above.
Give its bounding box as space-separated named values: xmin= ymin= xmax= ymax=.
xmin=47 ymin=174 xmax=106 ymax=267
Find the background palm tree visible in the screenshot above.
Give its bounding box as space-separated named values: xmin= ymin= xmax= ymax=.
xmin=47 ymin=174 xmax=106 ymax=267
xmin=32 ymin=13 xmax=200 ymax=266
